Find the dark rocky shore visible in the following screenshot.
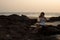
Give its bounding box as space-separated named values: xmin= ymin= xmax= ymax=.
xmin=47 ymin=16 xmax=60 ymax=22
xmin=0 ymin=14 xmax=60 ymax=40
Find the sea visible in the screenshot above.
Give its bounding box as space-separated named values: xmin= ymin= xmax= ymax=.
xmin=0 ymin=12 xmax=60 ymax=17
xmin=0 ymin=12 xmax=60 ymax=26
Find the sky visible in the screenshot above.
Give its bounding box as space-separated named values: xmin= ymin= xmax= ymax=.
xmin=0 ymin=0 xmax=60 ymax=12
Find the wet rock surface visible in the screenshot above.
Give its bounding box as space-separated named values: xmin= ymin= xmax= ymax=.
xmin=0 ymin=14 xmax=60 ymax=40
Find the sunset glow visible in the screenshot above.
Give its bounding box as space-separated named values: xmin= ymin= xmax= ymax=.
xmin=0 ymin=0 xmax=60 ymax=12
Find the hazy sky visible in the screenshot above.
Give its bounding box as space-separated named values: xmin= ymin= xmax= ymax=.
xmin=0 ymin=0 xmax=60 ymax=12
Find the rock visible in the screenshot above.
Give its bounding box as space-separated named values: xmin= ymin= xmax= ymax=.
xmin=48 ymin=16 xmax=60 ymax=22
xmin=0 ymin=14 xmax=60 ymax=40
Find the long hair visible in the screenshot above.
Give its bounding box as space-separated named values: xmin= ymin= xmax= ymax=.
xmin=39 ymin=12 xmax=45 ymax=18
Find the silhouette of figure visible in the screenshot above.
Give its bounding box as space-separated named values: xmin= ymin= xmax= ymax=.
xmin=37 ymin=12 xmax=47 ymax=30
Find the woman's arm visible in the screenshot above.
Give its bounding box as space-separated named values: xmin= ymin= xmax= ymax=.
xmin=44 ymin=17 xmax=47 ymax=22
xmin=37 ymin=17 xmax=41 ymax=23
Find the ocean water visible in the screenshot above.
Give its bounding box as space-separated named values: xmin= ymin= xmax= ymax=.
xmin=0 ymin=12 xmax=60 ymax=17
xmin=46 ymin=21 xmax=60 ymax=26
xmin=0 ymin=12 xmax=60 ymax=26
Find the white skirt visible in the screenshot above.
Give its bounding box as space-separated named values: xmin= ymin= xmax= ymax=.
xmin=36 ymin=22 xmax=45 ymax=26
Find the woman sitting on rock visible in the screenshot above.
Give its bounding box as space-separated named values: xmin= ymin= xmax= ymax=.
xmin=37 ymin=12 xmax=47 ymax=30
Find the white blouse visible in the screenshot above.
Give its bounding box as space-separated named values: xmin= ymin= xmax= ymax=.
xmin=37 ymin=17 xmax=46 ymax=25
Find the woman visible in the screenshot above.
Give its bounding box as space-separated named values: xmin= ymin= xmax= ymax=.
xmin=37 ymin=12 xmax=47 ymax=29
